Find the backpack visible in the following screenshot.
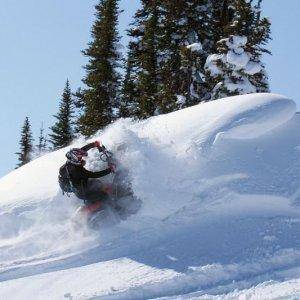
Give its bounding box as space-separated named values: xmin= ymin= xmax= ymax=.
xmin=58 ymin=164 xmax=74 ymax=194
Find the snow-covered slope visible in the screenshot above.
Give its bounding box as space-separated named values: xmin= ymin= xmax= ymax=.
xmin=0 ymin=93 xmax=300 ymax=299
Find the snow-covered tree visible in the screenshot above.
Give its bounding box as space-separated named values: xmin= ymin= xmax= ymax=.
xmin=156 ymin=0 xmax=185 ymax=113
xmin=154 ymin=0 xmax=214 ymax=111
xmin=49 ymin=80 xmax=74 ymax=149
xmin=77 ymin=0 xmax=122 ymax=135
xmin=177 ymin=0 xmax=212 ymax=105
xmin=16 ymin=117 xmax=34 ymax=168
xmin=124 ymin=0 xmax=212 ymax=118
xmin=205 ymin=0 xmax=271 ymax=99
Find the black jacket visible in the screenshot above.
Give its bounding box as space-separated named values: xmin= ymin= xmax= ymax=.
xmin=63 ymin=143 xmax=111 ymax=198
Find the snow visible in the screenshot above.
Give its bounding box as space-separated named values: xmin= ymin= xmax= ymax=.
xmin=226 ymin=50 xmax=250 ymax=68
xmin=176 ymin=95 xmax=186 ymax=106
xmin=214 ymin=280 xmax=300 ymax=300
xmin=187 ymin=42 xmax=202 ymax=52
xmin=204 ymin=54 xmax=223 ymax=76
xmin=207 ymin=36 xmax=253 ymax=71
xmin=0 ymin=93 xmax=300 ymax=299
xmin=213 ymin=77 xmax=257 ymax=96
xmin=226 ymin=35 xmax=247 ymax=48
xmin=205 ymin=35 xmax=267 ymax=98
xmin=245 ymin=61 xmax=263 ymax=75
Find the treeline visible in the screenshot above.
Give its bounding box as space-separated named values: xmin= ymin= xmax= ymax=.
xmin=16 ymin=0 xmax=271 ymax=167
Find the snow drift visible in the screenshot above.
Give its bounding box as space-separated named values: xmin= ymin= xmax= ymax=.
xmin=0 ymin=93 xmax=300 ymax=299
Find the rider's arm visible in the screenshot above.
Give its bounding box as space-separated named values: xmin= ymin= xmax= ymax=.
xmin=82 ymin=168 xmax=111 ymax=179
xmin=81 ymin=142 xmax=96 ymax=152
xmin=81 ymin=141 xmax=105 ymax=153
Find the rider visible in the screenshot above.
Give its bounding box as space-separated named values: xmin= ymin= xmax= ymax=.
xmin=61 ymin=141 xmax=116 ymax=215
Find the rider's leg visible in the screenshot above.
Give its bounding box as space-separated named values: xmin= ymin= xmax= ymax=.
xmin=76 ymin=188 xmax=103 ymax=217
xmin=87 ymin=179 xmax=113 ymax=196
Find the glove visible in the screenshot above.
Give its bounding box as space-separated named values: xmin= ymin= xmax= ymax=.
xmin=94 ymin=140 xmax=101 ymax=148
xmin=108 ymin=163 xmax=116 ymax=173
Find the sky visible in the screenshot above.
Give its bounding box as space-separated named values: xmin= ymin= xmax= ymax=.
xmin=0 ymin=0 xmax=299 ymax=178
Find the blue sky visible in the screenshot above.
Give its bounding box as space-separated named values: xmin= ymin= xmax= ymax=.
xmin=0 ymin=0 xmax=299 ymax=178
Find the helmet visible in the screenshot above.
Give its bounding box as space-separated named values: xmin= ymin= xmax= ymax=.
xmin=66 ymin=148 xmax=88 ymax=165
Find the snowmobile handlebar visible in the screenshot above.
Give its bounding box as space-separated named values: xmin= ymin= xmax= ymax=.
xmin=97 ymin=146 xmax=113 ymax=163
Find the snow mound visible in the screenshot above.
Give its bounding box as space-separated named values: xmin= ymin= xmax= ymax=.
xmin=0 ymin=93 xmax=300 ymax=299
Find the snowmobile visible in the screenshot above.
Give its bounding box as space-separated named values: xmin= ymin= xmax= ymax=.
xmin=73 ymin=145 xmax=141 ymax=229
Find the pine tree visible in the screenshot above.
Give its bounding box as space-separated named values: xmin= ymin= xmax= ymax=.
xmin=119 ymin=52 xmax=138 ymax=118
xmin=49 ymin=80 xmax=74 ymax=149
xmin=205 ymin=0 xmax=271 ymax=99
xmin=124 ymin=0 xmax=161 ymax=119
xmin=77 ymin=0 xmax=122 ymax=136
xmin=73 ymin=87 xmax=86 ymax=134
xmin=37 ymin=123 xmax=47 ymax=155
xmin=159 ymin=0 xmax=211 ymax=109
xmin=209 ymin=0 xmax=236 ymax=47
xmin=124 ymin=0 xmax=212 ymax=118
xmin=157 ymin=0 xmax=184 ymax=113
xmin=16 ymin=117 xmax=34 ymax=168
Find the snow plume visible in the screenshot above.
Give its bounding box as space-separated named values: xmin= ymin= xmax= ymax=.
xmin=0 ymin=93 xmax=299 ymax=299
xmin=0 ymin=195 xmax=96 ymax=271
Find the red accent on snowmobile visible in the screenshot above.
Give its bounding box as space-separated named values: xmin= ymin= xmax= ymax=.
xmin=102 ymin=184 xmax=113 ymax=195
xmin=80 ymin=201 xmax=102 ymax=215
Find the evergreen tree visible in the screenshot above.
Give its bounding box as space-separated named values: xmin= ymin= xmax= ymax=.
xmin=73 ymin=87 xmax=86 ymax=134
xmin=209 ymin=0 xmax=236 ymax=47
xmin=123 ymin=0 xmax=161 ymax=119
xmin=124 ymin=0 xmax=212 ymax=118
xmin=37 ymin=123 xmax=47 ymax=155
xmin=77 ymin=0 xmax=122 ymax=136
xmin=49 ymin=80 xmax=74 ymax=149
xmin=119 ymin=52 xmax=138 ymax=118
xmin=205 ymin=0 xmax=271 ymax=99
xmin=16 ymin=117 xmax=34 ymax=168
xmin=123 ymin=0 xmax=271 ymax=116
xmin=137 ymin=1 xmax=160 ymax=117
xmin=157 ymin=0 xmax=184 ymax=113
xmin=159 ymin=0 xmax=211 ymax=110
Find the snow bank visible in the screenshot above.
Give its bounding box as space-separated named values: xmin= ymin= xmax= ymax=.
xmin=132 ymin=93 xmax=295 ymax=151
xmin=0 ymin=93 xmax=299 ymax=299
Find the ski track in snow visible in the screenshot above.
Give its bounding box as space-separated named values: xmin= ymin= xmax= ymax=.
xmin=0 ymin=93 xmax=300 ymax=299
